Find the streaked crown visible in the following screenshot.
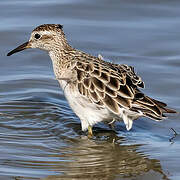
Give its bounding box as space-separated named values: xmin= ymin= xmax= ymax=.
xmin=33 ymin=24 xmax=63 ymax=32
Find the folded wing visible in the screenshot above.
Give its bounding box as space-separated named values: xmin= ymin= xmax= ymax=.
xmin=74 ymin=56 xmax=176 ymax=120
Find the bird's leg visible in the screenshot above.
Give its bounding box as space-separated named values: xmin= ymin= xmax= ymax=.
xmin=108 ymin=118 xmax=116 ymax=130
xmin=88 ymin=125 xmax=93 ymax=138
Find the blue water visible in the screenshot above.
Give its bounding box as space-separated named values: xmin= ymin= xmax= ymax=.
xmin=0 ymin=0 xmax=180 ymax=179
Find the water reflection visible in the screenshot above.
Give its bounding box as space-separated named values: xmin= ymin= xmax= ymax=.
xmin=43 ymin=134 xmax=168 ymax=180
xmin=0 ymin=99 xmax=169 ymax=180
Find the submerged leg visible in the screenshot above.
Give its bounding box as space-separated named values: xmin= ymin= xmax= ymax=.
xmin=108 ymin=118 xmax=116 ymax=130
xmin=88 ymin=125 xmax=93 ymax=138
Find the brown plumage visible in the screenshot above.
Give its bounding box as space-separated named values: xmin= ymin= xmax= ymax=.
xmin=73 ymin=54 xmax=176 ymax=119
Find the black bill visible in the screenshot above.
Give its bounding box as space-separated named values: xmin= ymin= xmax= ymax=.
xmin=7 ymin=41 xmax=30 ymax=56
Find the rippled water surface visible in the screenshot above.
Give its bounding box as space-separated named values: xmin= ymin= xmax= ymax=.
xmin=1 ymin=0 xmax=180 ymax=179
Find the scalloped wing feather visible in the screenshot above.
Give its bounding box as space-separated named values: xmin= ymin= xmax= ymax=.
xmin=75 ymin=56 xmax=176 ymax=121
xmin=75 ymin=60 xmax=138 ymax=115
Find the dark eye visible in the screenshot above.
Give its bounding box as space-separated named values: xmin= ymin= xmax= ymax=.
xmin=34 ymin=33 xmax=41 ymax=39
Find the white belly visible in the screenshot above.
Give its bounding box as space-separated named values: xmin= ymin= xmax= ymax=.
xmin=58 ymin=80 xmax=142 ymax=131
xmin=59 ymin=80 xmax=111 ymax=131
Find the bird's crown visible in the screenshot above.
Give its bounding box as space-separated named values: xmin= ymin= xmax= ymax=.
xmin=33 ymin=24 xmax=63 ymax=32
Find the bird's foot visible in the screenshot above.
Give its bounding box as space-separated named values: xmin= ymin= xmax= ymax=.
xmin=88 ymin=125 xmax=93 ymax=138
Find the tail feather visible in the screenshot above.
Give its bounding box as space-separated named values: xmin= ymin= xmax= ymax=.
xmin=145 ymin=112 xmax=165 ymax=121
xmin=132 ymin=95 xmax=176 ymax=121
xmin=150 ymin=98 xmax=167 ymax=107
xmin=150 ymin=97 xmax=177 ymax=114
xmin=161 ymin=107 xmax=177 ymax=114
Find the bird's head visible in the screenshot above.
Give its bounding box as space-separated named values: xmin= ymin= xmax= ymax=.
xmin=7 ymin=24 xmax=69 ymax=56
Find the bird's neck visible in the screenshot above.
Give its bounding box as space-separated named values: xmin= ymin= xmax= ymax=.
xmin=48 ymin=47 xmax=75 ymax=79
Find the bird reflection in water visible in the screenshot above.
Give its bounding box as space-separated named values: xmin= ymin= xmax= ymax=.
xmin=43 ymin=130 xmax=169 ymax=180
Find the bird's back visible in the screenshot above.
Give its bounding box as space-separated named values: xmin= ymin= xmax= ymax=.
xmin=62 ymin=50 xmax=176 ymax=125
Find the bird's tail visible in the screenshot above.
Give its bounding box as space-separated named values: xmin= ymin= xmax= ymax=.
xmin=131 ymin=95 xmax=177 ymax=121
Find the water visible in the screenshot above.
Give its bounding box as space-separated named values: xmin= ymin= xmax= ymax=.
xmin=0 ymin=0 xmax=180 ymax=179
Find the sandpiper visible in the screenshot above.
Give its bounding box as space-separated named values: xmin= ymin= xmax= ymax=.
xmin=7 ymin=24 xmax=176 ymax=137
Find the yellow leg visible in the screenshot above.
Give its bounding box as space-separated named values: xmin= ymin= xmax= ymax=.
xmin=88 ymin=125 xmax=93 ymax=138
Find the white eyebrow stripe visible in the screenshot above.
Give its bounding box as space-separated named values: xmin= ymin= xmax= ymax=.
xmin=32 ymin=30 xmax=52 ymax=36
xmin=41 ymin=31 xmax=52 ymax=35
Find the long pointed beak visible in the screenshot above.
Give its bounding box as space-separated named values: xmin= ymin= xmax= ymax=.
xmin=7 ymin=41 xmax=31 ymax=56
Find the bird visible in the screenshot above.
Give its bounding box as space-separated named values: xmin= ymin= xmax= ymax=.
xmin=7 ymin=24 xmax=176 ymax=137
